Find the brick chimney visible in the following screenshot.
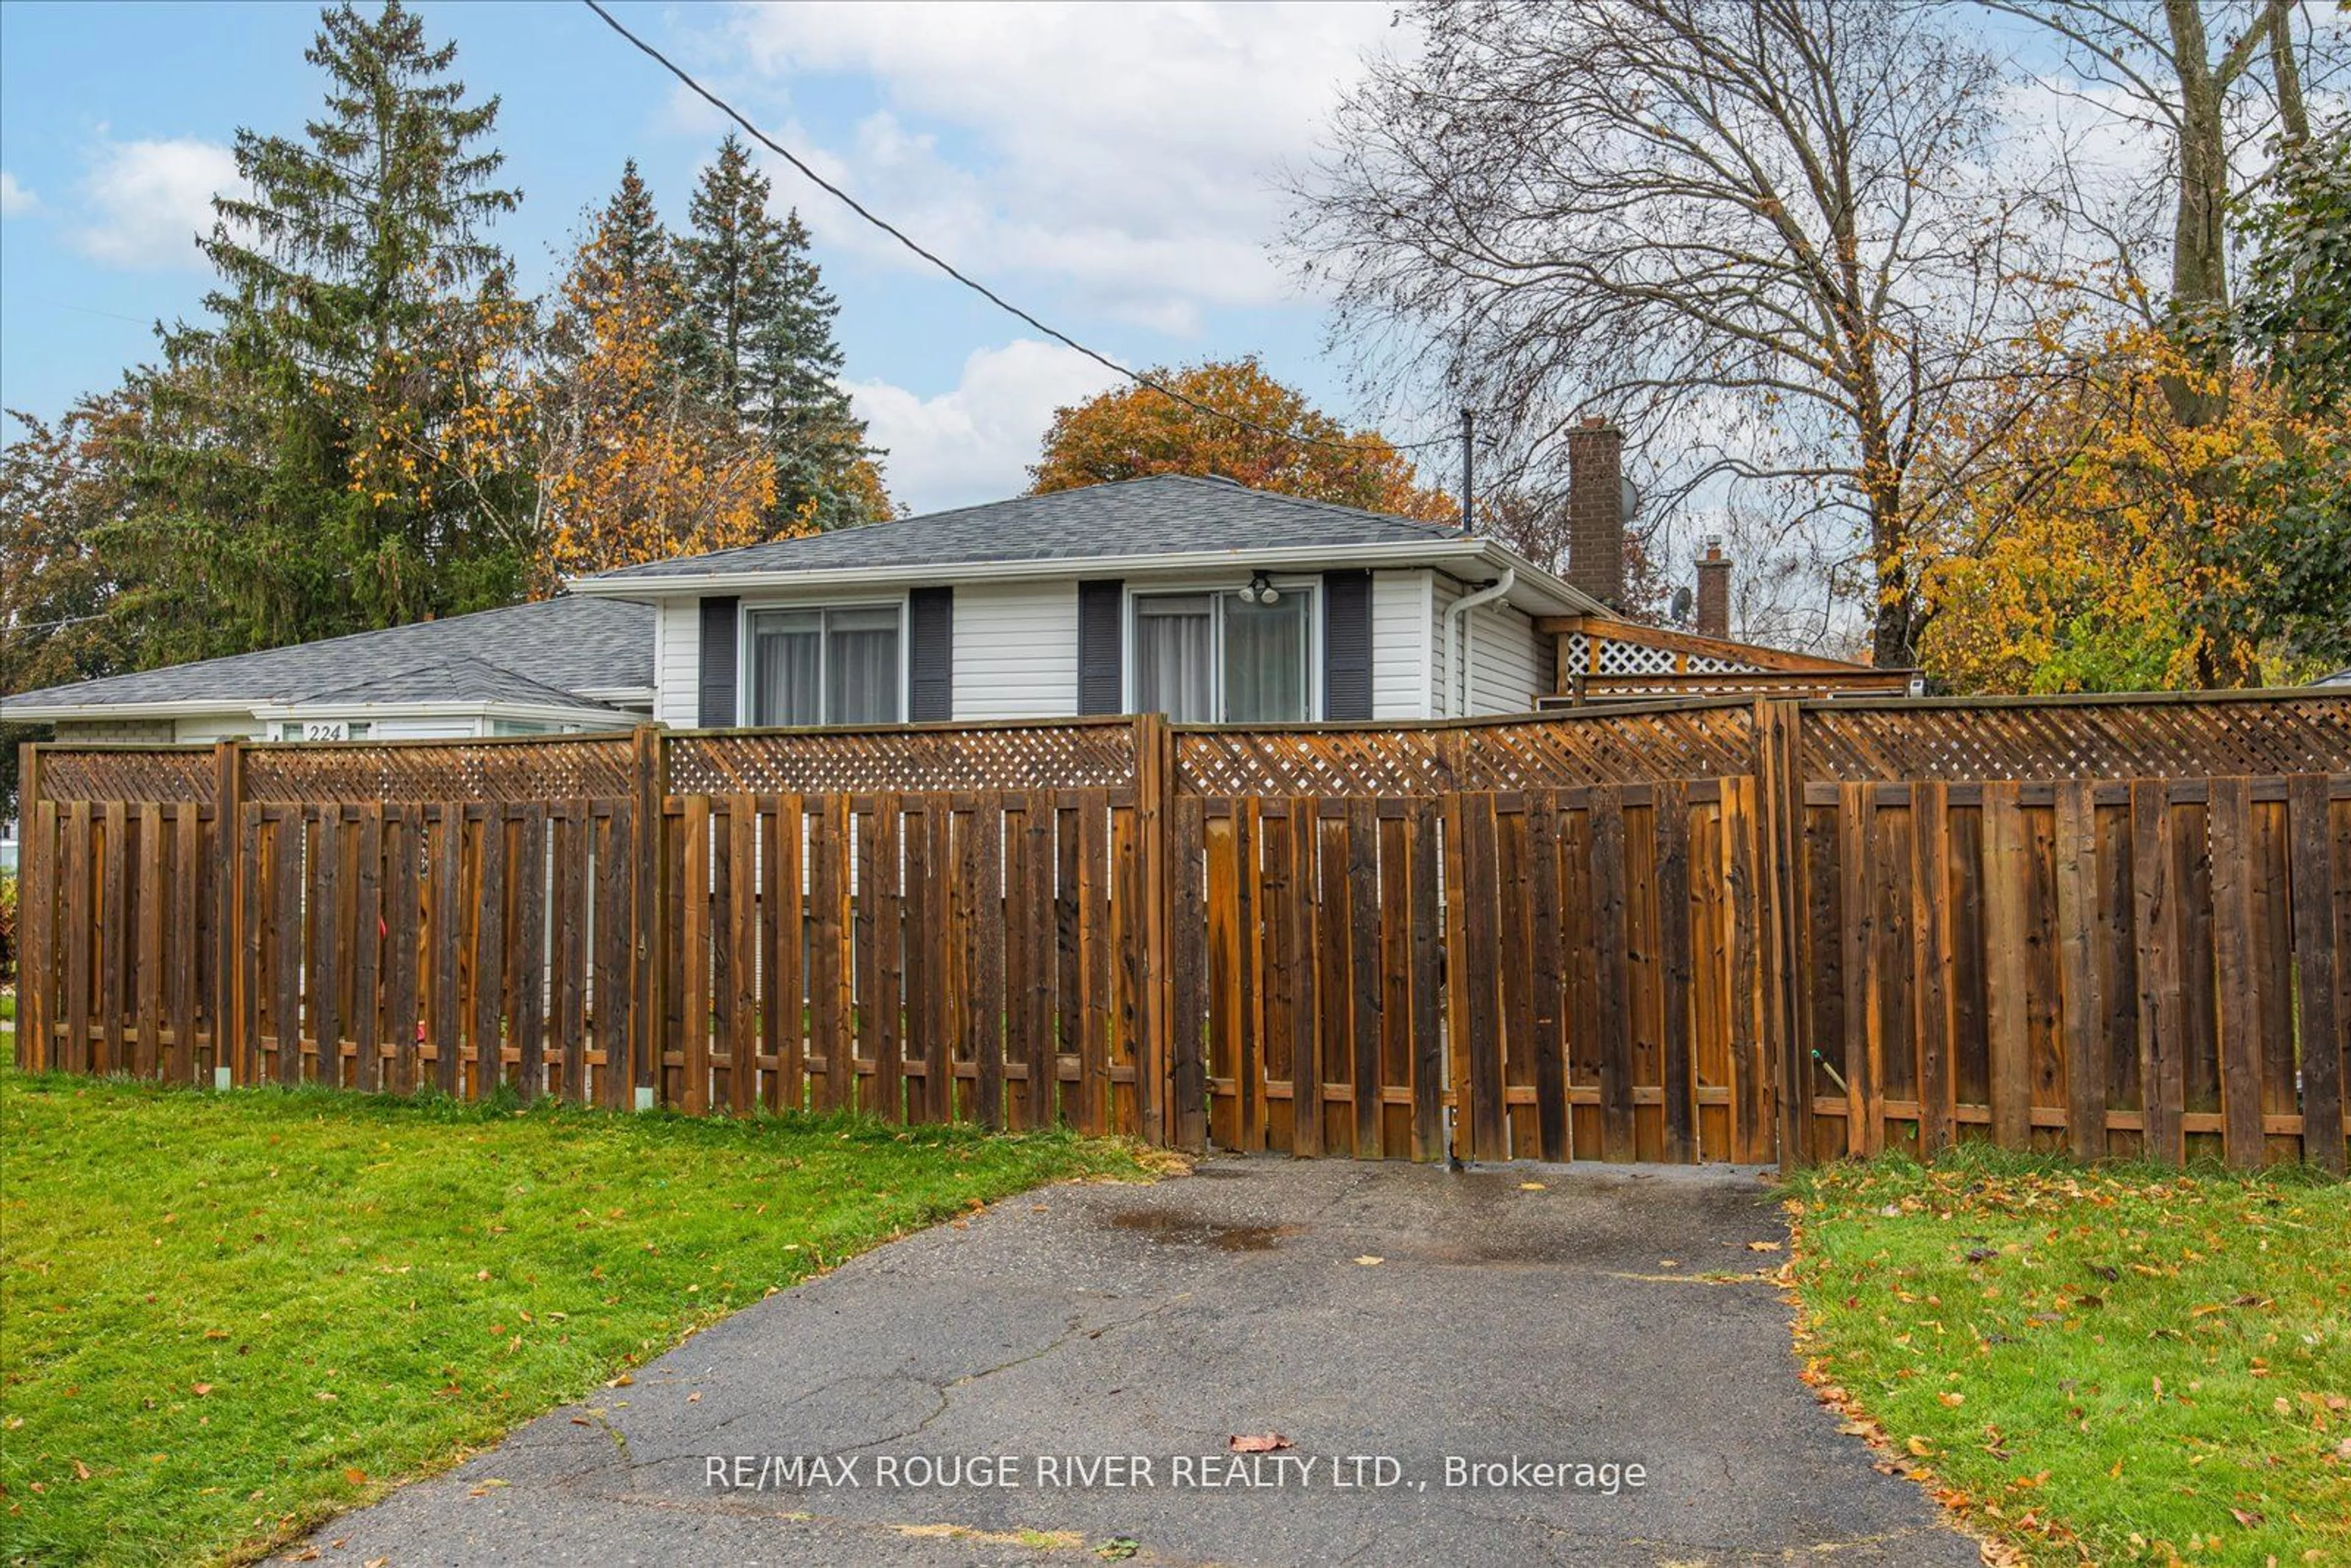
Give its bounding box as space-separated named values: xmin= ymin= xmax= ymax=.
xmin=1695 ymin=536 xmax=1731 ymax=640
xmin=1565 ymin=417 xmax=1624 ymax=609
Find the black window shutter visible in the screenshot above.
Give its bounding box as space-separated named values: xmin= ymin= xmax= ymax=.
xmin=698 ymin=596 xmax=740 ymax=727
xmin=1322 ymin=569 xmax=1373 ymax=721
xmin=908 ymin=586 xmax=953 ymax=721
xmin=1077 ymin=579 xmax=1124 ymax=715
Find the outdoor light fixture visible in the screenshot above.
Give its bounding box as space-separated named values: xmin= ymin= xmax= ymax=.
xmin=1240 ymin=571 xmax=1280 ymax=605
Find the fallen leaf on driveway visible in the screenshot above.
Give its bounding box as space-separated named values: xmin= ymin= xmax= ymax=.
xmin=1354 ymin=1255 xmax=1384 ymax=1266
xmin=1519 ymin=1182 xmax=1547 ymax=1190
xmin=1228 ymin=1433 xmax=1291 ymax=1454
xmin=1747 ymin=1240 xmax=1782 ymax=1253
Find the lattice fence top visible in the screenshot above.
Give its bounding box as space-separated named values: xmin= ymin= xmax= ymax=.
xmin=241 ymin=737 xmax=637 ymax=804
xmin=1799 ymin=693 xmax=2351 ymax=781
xmin=668 ymin=719 xmax=1139 ymax=796
xmin=33 ymin=748 xmax=217 ymax=805
xmin=1174 ymin=703 xmax=1758 ymax=795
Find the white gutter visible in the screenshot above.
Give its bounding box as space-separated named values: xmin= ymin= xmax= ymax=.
xmin=1445 ymin=568 xmax=1516 ymax=718
xmin=566 ymin=537 xmax=1610 ymax=619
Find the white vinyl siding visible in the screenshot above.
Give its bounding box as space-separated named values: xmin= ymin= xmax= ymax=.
xmin=1371 ymin=569 xmax=1433 ymax=718
xmin=1428 ymin=574 xmax=1548 ymax=717
xmin=952 ymin=581 xmax=1078 ymax=719
xmin=655 ymin=597 xmax=700 ymax=727
xmin=174 ymin=715 xmax=267 ymax=745
xmin=1468 ymin=599 xmax=1547 ymax=714
xmin=1430 ymin=575 xmax=1460 ymax=716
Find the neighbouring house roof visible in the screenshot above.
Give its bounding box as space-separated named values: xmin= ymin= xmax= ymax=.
xmin=568 ymin=474 xmax=1610 ymax=615
xmin=2319 ymin=667 xmax=2351 ymax=688
xmin=292 ymin=656 xmax=636 ymax=716
xmin=0 ymin=596 xmax=653 ymax=721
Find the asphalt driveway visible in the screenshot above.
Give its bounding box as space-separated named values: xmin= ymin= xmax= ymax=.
xmin=298 ymin=1158 xmax=1978 ymax=1566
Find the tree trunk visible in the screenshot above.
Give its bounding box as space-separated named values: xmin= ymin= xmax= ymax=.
xmin=2163 ymin=0 xmax=2232 ymax=427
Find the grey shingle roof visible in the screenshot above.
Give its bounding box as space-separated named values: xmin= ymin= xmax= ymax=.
xmin=582 ymin=474 xmax=1469 ymax=582
xmin=301 ymin=656 xmax=636 ymax=714
xmin=2 ymin=596 xmax=651 ymax=713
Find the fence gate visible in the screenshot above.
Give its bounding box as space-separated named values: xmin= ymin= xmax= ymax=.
xmin=1166 ymin=781 xmax=1779 ymax=1164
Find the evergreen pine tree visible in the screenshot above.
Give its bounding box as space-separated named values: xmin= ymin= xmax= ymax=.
xmin=124 ymin=0 xmax=533 ymax=650
xmin=680 ymin=137 xmax=888 ymax=530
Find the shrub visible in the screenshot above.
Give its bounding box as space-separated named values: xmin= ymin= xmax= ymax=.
xmin=1 ymin=868 xmax=16 ymax=987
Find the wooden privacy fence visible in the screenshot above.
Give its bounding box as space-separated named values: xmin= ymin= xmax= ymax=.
xmin=14 ymin=692 xmax=2351 ymax=1172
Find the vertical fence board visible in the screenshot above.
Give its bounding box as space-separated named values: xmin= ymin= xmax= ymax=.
xmin=1910 ymin=782 xmax=1957 ymax=1155
xmin=172 ymin=806 xmax=200 ymax=1080
xmin=1344 ymin=797 xmax=1384 ymax=1159
xmin=2288 ymin=776 xmax=2344 ymax=1173
xmin=1591 ymin=787 xmax=1634 ymax=1162
xmin=1982 ymin=782 xmax=2031 ymax=1147
xmin=975 ymin=793 xmax=1007 ymax=1129
xmin=1527 ymin=797 xmax=1569 ymax=1161
xmin=2208 ymin=778 xmax=2265 ymax=1168
xmin=352 ymin=806 xmax=383 ymax=1093
xmin=1460 ymin=793 xmax=1507 ymax=1160
xmin=2131 ymin=781 xmax=2186 ymax=1164
xmin=2053 ymin=782 xmax=2104 ymax=1160
xmin=1407 ymin=800 xmax=1444 ymax=1161
xmin=1655 ymin=782 xmax=1695 ymax=1164
xmin=386 ymin=809 xmax=421 ymax=1095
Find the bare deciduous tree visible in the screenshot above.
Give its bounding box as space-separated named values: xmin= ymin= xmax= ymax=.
xmin=1986 ymin=0 xmax=2338 ymax=422
xmin=1290 ymin=0 xmax=2048 ymax=669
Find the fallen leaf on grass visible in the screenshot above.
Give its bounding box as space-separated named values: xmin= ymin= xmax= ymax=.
xmin=1906 ymin=1437 xmax=1935 ymax=1457
xmin=343 ymin=1468 xmax=367 ymax=1487
xmin=2230 ymin=1507 xmax=2265 ymax=1529
xmin=1228 ymin=1433 xmax=1291 ymax=1454
xmin=190 ymin=1383 xmax=212 ymax=1397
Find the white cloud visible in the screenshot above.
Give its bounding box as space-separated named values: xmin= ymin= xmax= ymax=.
xmin=71 ymin=137 xmax=239 ymax=270
xmin=0 ymin=171 xmax=35 ymax=217
xmin=851 ymin=338 xmax=1123 ymax=512
xmin=718 ymin=1 xmax=1402 ymax=331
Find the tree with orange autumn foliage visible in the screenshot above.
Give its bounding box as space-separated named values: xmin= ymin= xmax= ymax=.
xmin=1915 ymin=321 xmax=2338 ymax=693
xmin=1029 ymin=358 xmax=1453 ymax=521
xmin=531 ymin=165 xmax=785 ymax=592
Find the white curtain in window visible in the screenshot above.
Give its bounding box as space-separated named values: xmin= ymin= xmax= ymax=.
xmin=751 ymin=611 xmax=822 ymax=726
xmin=1223 ymin=592 xmax=1309 ymax=722
xmin=827 ymin=607 xmax=902 ymax=724
xmin=1135 ymin=596 xmax=1215 ymax=722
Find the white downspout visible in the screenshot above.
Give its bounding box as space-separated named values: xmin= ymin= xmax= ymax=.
xmin=1444 ymin=568 xmax=1515 ymax=718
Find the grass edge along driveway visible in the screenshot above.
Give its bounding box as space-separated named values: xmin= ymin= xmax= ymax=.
xmin=0 ymin=1068 xmax=1152 ymax=1566
xmin=1785 ymin=1148 xmax=2349 ymax=1567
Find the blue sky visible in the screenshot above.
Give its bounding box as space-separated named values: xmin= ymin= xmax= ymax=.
xmin=0 ymin=1 xmax=1410 ymax=512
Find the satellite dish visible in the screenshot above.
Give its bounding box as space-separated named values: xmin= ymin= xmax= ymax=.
xmin=1619 ymin=476 xmax=1641 ymax=521
xmin=1670 ymin=585 xmax=1694 ymax=624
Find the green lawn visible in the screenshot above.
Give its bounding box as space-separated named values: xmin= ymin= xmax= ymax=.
xmin=0 ymin=1068 xmax=1150 ymax=1566
xmin=1787 ymin=1149 xmax=2350 ymax=1566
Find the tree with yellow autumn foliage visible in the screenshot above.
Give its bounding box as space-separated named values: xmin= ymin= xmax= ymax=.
xmin=531 ymin=164 xmax=784 ymax=591
xmin=1029 ymin=358 xmax=1453 ymax=521
xmin=1916 ymin=321 xmax=2338 ymax=693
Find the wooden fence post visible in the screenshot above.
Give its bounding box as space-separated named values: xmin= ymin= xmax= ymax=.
xmin=1133 ymin=711 xmax=1172 ymax=1147
xmin=629 ymin=724 xmax=667 ymax=1110
xmin=16 ymin=741 xmax=43 ymax=1070
xmin=213 ymin=739 xmax=243 ymax=1086
xmin=1752 ymin=699 xmax=1810 ymax=1169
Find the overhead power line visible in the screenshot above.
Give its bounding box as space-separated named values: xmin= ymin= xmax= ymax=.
xmin=580 ymin=0 xmax=1455 ymax=460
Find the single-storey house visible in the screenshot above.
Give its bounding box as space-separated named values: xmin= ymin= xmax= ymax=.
xmin=1 ymin=424 xmax=1911 ymax=745
xmin=0 ymin=595 xmax=654 ymax=744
